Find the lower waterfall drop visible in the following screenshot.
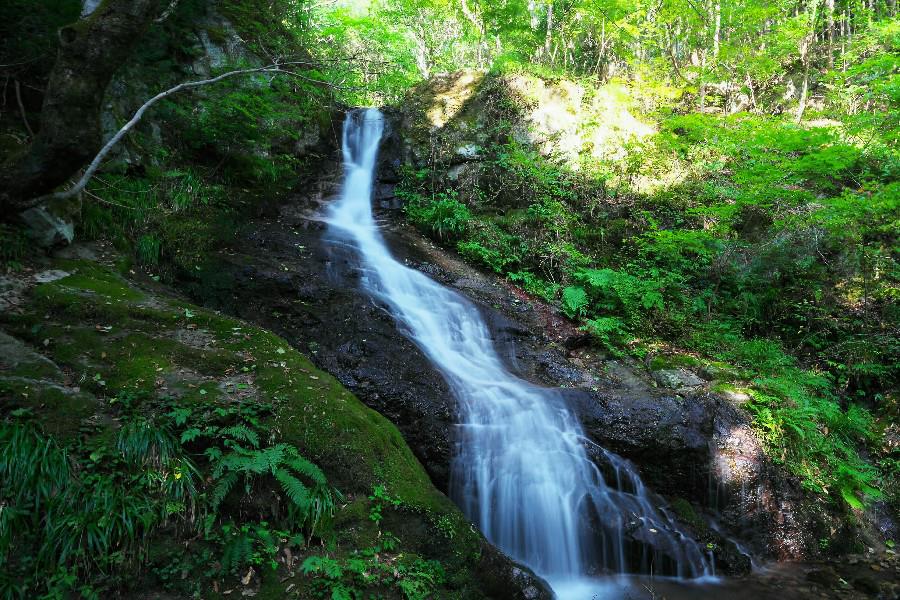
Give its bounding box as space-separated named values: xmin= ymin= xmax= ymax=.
xmin=326 ymin=108 xmax=714 ymax=598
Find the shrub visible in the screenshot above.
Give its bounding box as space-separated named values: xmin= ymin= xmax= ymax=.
xmin=404 ymin=189 xmax=472 ymax=240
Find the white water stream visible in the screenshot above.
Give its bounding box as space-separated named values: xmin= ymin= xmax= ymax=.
xmin=326 ymin=109 xmax=714 ymax=598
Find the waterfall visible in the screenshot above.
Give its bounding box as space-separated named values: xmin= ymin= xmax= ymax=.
xmin=326 ymin=108 xmax=713 ymax=597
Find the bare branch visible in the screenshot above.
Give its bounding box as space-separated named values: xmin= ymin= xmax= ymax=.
xmin=25 ymin=63 xmax=339 ymax=209
xmin=14 ymin=80 xmax=34 ymax=137
xmin=154 ymin=0 xmax=180 ymax=22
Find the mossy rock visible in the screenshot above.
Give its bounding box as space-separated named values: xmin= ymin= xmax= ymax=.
xmin=649 ymin=352 xmax=703 ymax=372
xmin=0 ymin=255 xmax=532 ymax=599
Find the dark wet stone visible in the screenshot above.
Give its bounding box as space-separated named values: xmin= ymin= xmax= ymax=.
xmin=475 ymin=546 xmax=554 ymax=600
xmin=806 ymin=567 xmax=841 ymax=587
xmin=852 ymin=575 xmax=880 ymax=594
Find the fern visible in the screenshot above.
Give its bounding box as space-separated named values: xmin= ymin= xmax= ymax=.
xmin=582 ymin=316 xmax=627 ymax=355
xmin=283 ymin=451 xmax=328 ymax=486
xmin=211 ymin=472 xmax=239 ymax=511
xmin=221 ymin=425 xmax=260 ymax=448
xmin=180 ymin=427 xmax=203 ymax=444
xmin=302 ymin=555 xmax=344 ymax=579
xmin=275 ymin=468 xmax=311 ymax=508
xmin=259 ymin=444 xmax=287 ymax=473
xmin=208 ymin=442 xmax=337 ymax=531
xmin=220 ymin=529 xmax=254 ymax=573
xmin=561 ymin=286 xmax=589 ymax=318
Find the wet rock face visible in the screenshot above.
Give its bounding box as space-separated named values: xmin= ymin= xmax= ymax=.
xmin=566 ymin=389 xmax=714 ymax=499
xmin=183 ymin=189 xmax=459 ymax=492
xmin=475 ymin=547 xmax=554 ymax=600
xmin=569 ymin=384 xmax=832 ymax=563
xmin=193 ymin=196 xmax=793 ymax=570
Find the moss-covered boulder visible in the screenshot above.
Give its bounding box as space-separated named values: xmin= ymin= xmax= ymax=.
xmin=0 ymin=250 xmax=550 ymax=599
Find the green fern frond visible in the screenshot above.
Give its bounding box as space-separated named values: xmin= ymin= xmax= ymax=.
xmin=221 ymin=425 xmax=260 ymax=448
xmin=221 ymin=530 xmax=254 ymax=573
xmin=211 ymin=472 xmax=239 ymax=510
xmin=275 ymin=468 xmax=311 ymax=509
xmin=258 ymin=444 xmax=286 ymax=474
xmin=180 ymin=428 xmax=203 ymax=444
xmin=283 ymin=451 xmax=328 ymax=486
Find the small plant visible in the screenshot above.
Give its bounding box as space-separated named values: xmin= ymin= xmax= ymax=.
xmin=0 ymin=417 xmax=200 ymax=596
xmin=582 ymin=316 xmax=628 ymax=356
xmin=0 ymin=224 xmax=29 ymax=268
xmin=432 ymin=514 xmax=456 ymax=540
xmin=172 ymin=400 xmax=340 ymax=536
xmin=218 ymin=521 xmax=298 ymax=574
xmin=368 ymin=484 xmax=401 ymax=527
xmin=136 ymin=234 xmax=162 ymax=266
xmin=0 ymin=386 xmax=339 ymax=597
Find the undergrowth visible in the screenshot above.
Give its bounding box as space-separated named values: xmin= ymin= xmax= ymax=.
xmin=399 ymin=78 xmax=898 ymax=511
xmin=301 ymin=486 xmax=445 ymax=600
xmin=0 ymin=393 xmax=338 ymax=598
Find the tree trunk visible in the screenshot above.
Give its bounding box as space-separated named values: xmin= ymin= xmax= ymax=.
xmin=795 ymin=1 xmax=820 ymax=124
xmin=713 ymin=0 xmax=722 ymax=57
xmin=746 ymin=71 xmax=757 ymax=111
xmin=699 ymin=50 xmax=707 ymax=112
xmin=826 ymin=0 xmax=835 ymax=68
xmin=460 ymin=0 xmax=486 ymax=66
xmin=0 ymin=0 xmax=162 ymax=216
xmin=544 ymin=1 xmax=553 ymax=59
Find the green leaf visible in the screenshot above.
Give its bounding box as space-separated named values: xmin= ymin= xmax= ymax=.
xmin=180 ymin=428 xmax=202 ymax=444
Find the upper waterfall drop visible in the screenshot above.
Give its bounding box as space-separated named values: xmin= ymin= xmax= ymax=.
xmin=326 ymin=108 xmax=714 ymax=596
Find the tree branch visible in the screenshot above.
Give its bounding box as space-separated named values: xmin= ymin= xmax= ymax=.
xmin=153 ymin=0 xmax=180 ymax=22
xmin=24 ymin=63 xmax=335 ymax=209
xmin=14 ymin=80 xmax=34 ymax=137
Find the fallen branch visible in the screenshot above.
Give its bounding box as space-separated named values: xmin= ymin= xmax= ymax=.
xmin=25 ymin=63 xmax=335 ymax=209
xmin=14 ymin=80 xmax=34 ymax=137
xmin=153 ymin=0 xmax=180 ymax=22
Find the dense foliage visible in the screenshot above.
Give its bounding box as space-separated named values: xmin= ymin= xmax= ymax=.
xmin=0 ymin=396 xmax=337 ymax=597
xmin=385 ymin=0 xmax=897 ymax=512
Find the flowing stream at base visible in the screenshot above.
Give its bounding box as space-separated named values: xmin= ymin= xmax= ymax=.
xmin=326 ymin=109 xmax=714 ymax=598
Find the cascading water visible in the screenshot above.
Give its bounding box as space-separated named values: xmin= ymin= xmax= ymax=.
xmin=326 ymin=108 xmax=714 ymax=597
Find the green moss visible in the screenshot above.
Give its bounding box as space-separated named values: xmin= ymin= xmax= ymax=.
xmin=649 ymin=352 xmax=702 ymax=371
xmin=52 ymin=260 xmax=144 ymax=301
xmin=711 ymin=381 xmax=752 ymax=398
xmin=0 ymin=377 xmax=96 ymax=439
xmin=670 ymin=497 xmax=704 ymax=531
